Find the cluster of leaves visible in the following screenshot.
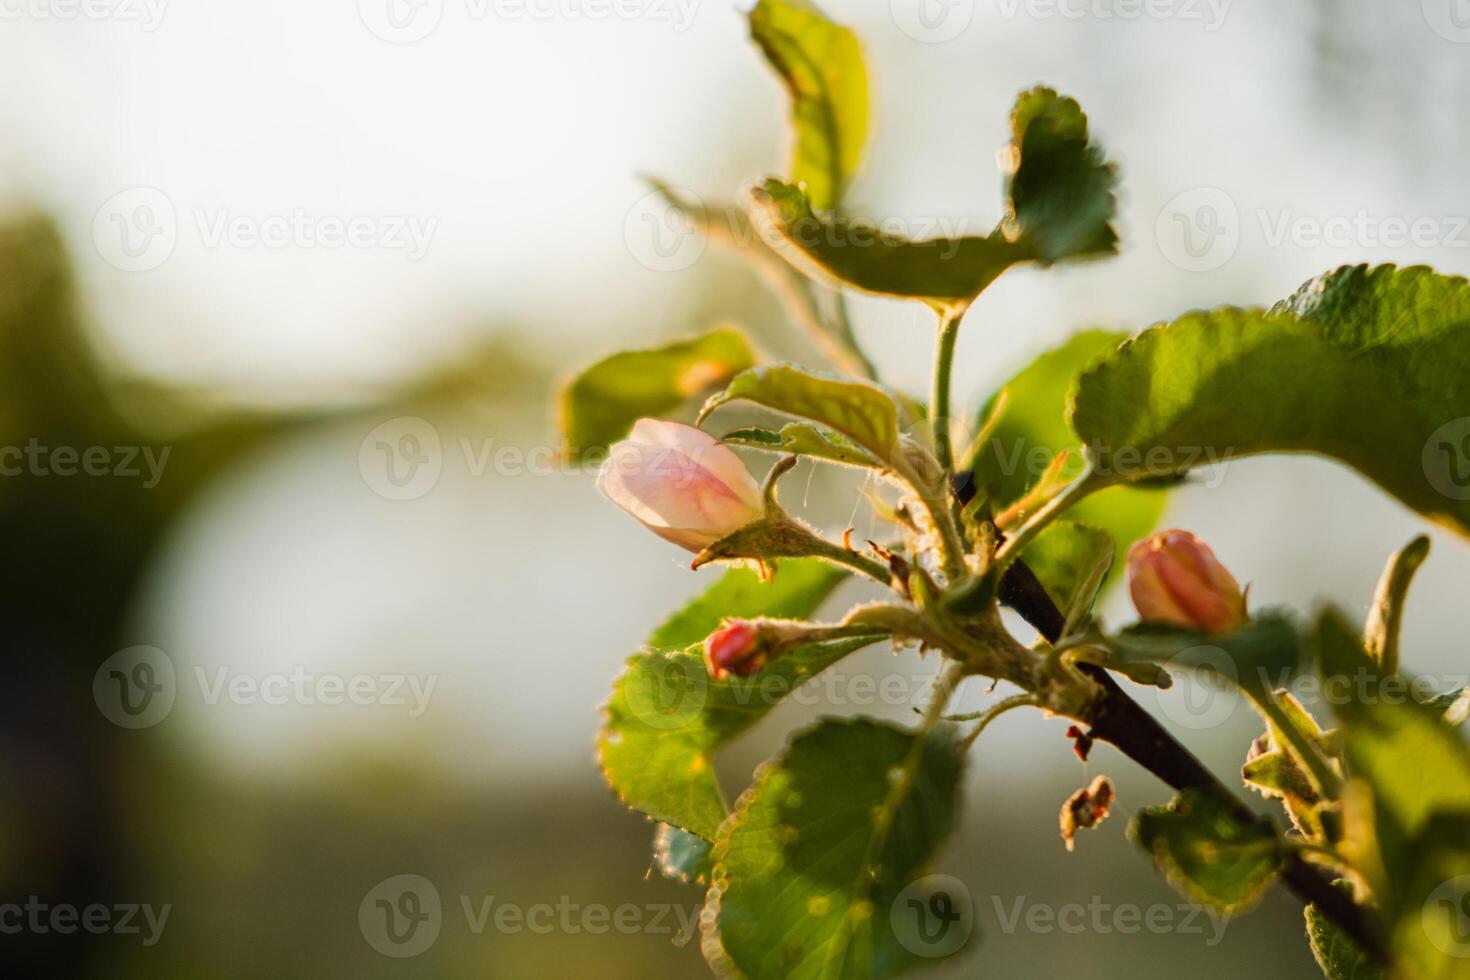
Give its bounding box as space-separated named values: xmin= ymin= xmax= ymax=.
xmin=559 ymin=2 xmax=1470 ymax=978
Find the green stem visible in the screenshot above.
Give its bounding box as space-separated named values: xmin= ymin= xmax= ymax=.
xmin=931 ymin=308 xmax=964 ymax=474
xmin=992 ymin=469 xmax=1109 ymax=570
xmin=960 ymin=693 xmax=1040 ymax=749
xmin=804 ymin=535 xmax=893 ymax=585
xmin=923 ymin=660 xmax=971 ymax=730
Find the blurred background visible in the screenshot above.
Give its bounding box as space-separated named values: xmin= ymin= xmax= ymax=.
xmin=2 ymin=0 xmax=1469 ymax=975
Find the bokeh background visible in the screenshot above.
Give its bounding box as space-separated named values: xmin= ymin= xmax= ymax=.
xmin=2 ymin=0 xmax=1469 ymax=975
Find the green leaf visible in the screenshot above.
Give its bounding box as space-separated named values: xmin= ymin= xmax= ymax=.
xmin=745 ymin=87 xmax=1115 ymax=309
xmin=700 ymin=364 xmax=901 ymax=465
xmin=704 ymin=718 xmax=967 ymax=979
xmin=1314 ymin=611 xmax=1470 ymax=918
xmin=1002 ymin=86 xmax=1119 ymax=264
xmin=748 ymin=178 xmax=1022 ymax=310
xmin=1393 ymin=812 xmax=1470 ymax=979
xmin=967 ymin=330 xmax=1167 ymax=585
xmin=1019 ymin=520 xmax=1113 ymax=634
xmin=559 ymin=328 xmax=757 ymax=461
xmin=1102 ymin=613 xmax=1302 ymax=694
xmin=1129 ymin=789 xmax=1283 ymax=916
xmin=1072 ymin=265 xmax=1470 ymax=539
xmin=600 ymin=560 xmax=860 ymax=839
xmin=654 ymin=823 xmax=714 ymax=885
xmin=603 ymin=638 xmax=875 ymax=841
xmin=1363 ymin=535 xmax=1430 ymax=675
xmin=722 ymin=422 xmax=877 ymax=468
xmin=1306 ymin=898 xmax=1386 ymax=980
xmin=748 ymin=0 xmax=867 ymax=212
xmin=649 ymin=559 xmax=847 ymax=651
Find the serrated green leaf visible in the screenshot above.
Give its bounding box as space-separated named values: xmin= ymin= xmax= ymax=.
xmin=559 ymin=328 xmax=757 ymax=461
xmin=1002 ymin=86 xmax=1119 ymax=263
xmin=1130 ymin=789 xmax=1283 ymax=916
xmin=603 ymin=638 xmax=875 ymax=841
xmin=600 ymin=560 xmax=860 ymax=839
xmin=654 ymin=822 xmax=714 ymax=885
xmin=745 ymin=87 xmax=1116 ymax=309
xmin=1306 ymin=899 xmax=1386 ymax=980
xmin=722 ymin=422 xmax=877 ymax=468
xmin=705 ymin=718 xmax=967 ymax=979
xmin=748 ymin=178 xmax=1022 ymax=310
xmin=748 ymin=0 xmax=867 ymax=212
xmin=1020 ymin=520 xmax=1113 ymax=634
xmin=1072 ymin=265 xmax=1470 ymax=538
xmin=700 ymin=364 xmax=901 ymax=465
xmin=967 ymin=330 xmax=1167 ymax=586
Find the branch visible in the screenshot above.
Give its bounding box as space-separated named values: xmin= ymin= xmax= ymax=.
xmin=996 ymin=557 xmax=1388 ymax=963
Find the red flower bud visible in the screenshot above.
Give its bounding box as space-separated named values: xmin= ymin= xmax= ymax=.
xmin=704 ymin=620 xmax=764 ymax=680
xmin=1127 ymin=530 xmax=1247 ymax=634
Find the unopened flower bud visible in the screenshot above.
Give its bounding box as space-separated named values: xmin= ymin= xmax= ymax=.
xmin=597 ymin=419 xmax=763 ymax=553
xmin=1128 ymin=530 xmax=1246 ymax=634
xmin=704 ymin=620 xmax=763 ymax=680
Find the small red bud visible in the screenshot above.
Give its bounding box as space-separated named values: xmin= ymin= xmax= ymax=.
xmin=1127 ymin=530 xmax=1247 ymax=634
xmin=704 ymin=621 xmax=764 ymax=680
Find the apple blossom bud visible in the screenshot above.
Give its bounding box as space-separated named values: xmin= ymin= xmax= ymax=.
xmin=1127 ymin=530 xmax=1247 ymax=634
xmin=704 ymin=620 xmax=763 ymax=680
xmin=597 ymin=419 xmax=763 ymax=553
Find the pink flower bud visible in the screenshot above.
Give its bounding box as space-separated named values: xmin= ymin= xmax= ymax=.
xmin=704 ymin=620 xmax=763 ymax=680
xmin=1127 ymin=530 xmax=1247 ymax=634
xmin=597 ymin=420 xmax=763 ymax=554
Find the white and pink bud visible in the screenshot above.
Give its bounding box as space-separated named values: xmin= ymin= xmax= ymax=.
xmin=597 ymin=420 xmax=763 ymax=553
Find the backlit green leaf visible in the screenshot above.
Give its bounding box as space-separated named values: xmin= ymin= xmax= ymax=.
xmin=1072 ymin=265 xmax=1470 ymax=538
xmin=1020 ymin=520 xmax=1114 ymax=633
xmin=704 ymin=718 xmax=967 ymax=979
xmin=1130 ymin=789 xmax=1283 ymax=916
xmin=1002 ymin=86 xmax=1119 ymax=263
xmin=599 ymin=560 xmax=860 ymax=839
xmin=559 ymin=328 xmax=756 ymax=461
xmin=700 ymin=364 xmax=901 ymax=465
xmin=745 ymin=88 xmax=1117 ymax=309
xmin=748 ymin=0 xmax=867 ymax=211
xmin=1306 ymin=897 xmax=1386 ymax=980
xmin=1315 ymin=613 xmax=1470 ymax=914
xmin=721 ymin=422 xmax=877 ymax=468
xmin=748 ymin=178 xmax=1021 ymax=310
xmin=967 ymin=330 xmax=1167 ymax=586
